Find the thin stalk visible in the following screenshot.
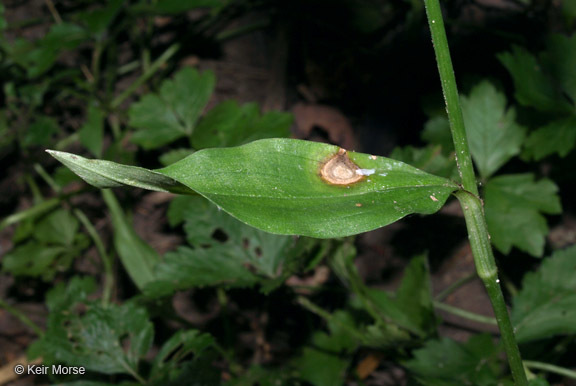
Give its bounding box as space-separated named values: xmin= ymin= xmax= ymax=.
xmin=435 ymin=272 xmax=476 ymax=301
xmin=456 ymin=191 xmax=526 ymax=384
xmin=74 ymin=209 xmax=114 ymax=306
xmin=0 ymin=299 xmax=44 ymax=337
xmin=424 ymin=1 xmax=527 ymax=383
xmin=111 ymin=43 xmax=179 ymax=109
xmin=424 ymin=0 xmax=477 ymax=196
xmin=433 ymin=300 xmax=497 ymax=325
xmin=34 ymin=163 xmax=61 ymax=193
xmin=523 ymin=360 xmax=576 ymax=380
xmin=0 ymin=198 xmax=59 ymax=231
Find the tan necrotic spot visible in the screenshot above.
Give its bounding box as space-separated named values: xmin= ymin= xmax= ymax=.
xmin=320 ymin=148 xmax=365 ymax=185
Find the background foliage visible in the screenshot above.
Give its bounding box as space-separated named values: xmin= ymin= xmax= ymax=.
xmin=0 ymin=0 xmax=575 ymax=385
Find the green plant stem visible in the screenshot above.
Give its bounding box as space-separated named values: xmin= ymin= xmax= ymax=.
xmin=455 ymin=191 xmax=527 ymax=384
xmin=435 ymin=272 xmax=476 ymax=301
xmin=424 ymin=0 xmax=477 ymax=196
xmin=433 ymin=300 xmax=497 ymax=325
xmin=111 ymin=43 xmax=179 ymax=109
xmin=523 ymin=360 xmax=576 ymax=380
xmin=34 ymin=163 xmax=61 ymax=193
xmin=0 ymin=298 xmax=44 ymax=337
xmin=74 ymin=209 xmax=114 ymax=306
xmin=0 ymin=198 xmax=59 ymax=231
xmin=424 ymin=1 xmax=527 ymax=383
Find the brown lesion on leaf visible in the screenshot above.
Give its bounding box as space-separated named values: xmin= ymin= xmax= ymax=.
xmin=319 ymin=148 xmax=365 ymax=186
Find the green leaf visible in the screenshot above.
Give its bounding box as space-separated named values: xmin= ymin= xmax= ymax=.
xmin=498 ymin=45 xmax=573 ymax=113
xmin=421 ymin=115 xmax=453 ymax=154
xmin=524 ymin=117 xmax=576 ymax=160
xmin=158 ymin=148 xmax=194 ymax=166
xmin=23 ymin=115 xmax=59 ymax=146
xmin=366 ymin=255 xmax=436 ymax=337
xmin=144 ymin=246 xmax=261 ymax=296
xmin=79 ymin=104 xmax=105 ymax=157
xmin=294 ymin=311 xmax=360 ymax=386
xmin=46 ymin=276 xmax=97 ymax=312
xmin=150 ymin=330 xmax=215 ymax=383
xmin=404 ymin=334 xmax=501 ymax=385
xmin=191 ymin=101 xmax=292 ymax=149
xmin=76 ymin=0 xmax=123 ymax=37
xmin=460 ymin=81 xmax=526 ymax=178
xmin=390 ymin=144 xmax=457 ymax=179
xmin=50 ymin=139 xmax=458 ymax=238
xmin=541 ymin=34 xmax=576 ymax=104
xmin=35 ymin=209 xmax=79 ymax=246
xmin=512 ymin=245 xmax=576 ymax=342
xmin=4 ymin=23 xmax=88 ymax=78
xmin=178 ymin=195 xmax=294 ymax=276
xmin=36 ymin=301 xmax=153 ymax=377
xmin=102 ymin=190 xmax=159 ymax=290
xmin=128 ymin=67 xmax=215 ymax=149
xmin=159 ymin=139 xmax=458 ymax=238
xmin=484 ymin=174 xmax=562 ymax=257
xmin=1 ymin=241 xmax=66 ymax=279
xmin=46 ymin=150 xmax=194 ymax=195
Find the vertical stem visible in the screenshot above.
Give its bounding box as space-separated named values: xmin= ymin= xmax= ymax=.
xmin=455 ymin=192 xmax=526 ymax=383
xmin=424 ymin=0 xmax=478 ymax=196
xmin=424 ymin=0 xmax=528 ymax=384
xmin=75 ymin=209 xmax=114 ymax=306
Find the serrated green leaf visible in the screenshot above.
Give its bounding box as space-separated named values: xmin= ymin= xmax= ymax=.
xmin=294 ymin=311 xmax=360 ymax=386
xmin=128 ymin=67 xmax=215 ymax=149
xmin=46 ymin=276 xmax=97 ymax=312
xmin=178 ymin=195 xmax=294 ymax=276
xmin=162 ymin=195 xmax=297 ymax=293
xmin=421 ymin=115 xmax=453 ymax=154
xmin=512 ymin=246 xmax=576 ymax=342
xmin=191 ymin=101 xmax=292 ymax=149
xmin=498 ymin=45 xmax=573 ymax=113
xmin=144 ymin=246 xmax=260 ymax=296
xmin=102 ymin=190 xmax=159 ymax=290
xmin=484 ymin=174 xmax=562 ymax=257
xmin=524 ymin=117 xmax=576 ymax=160
xmin=79 ymin=104 xmax=104 ymax=157
xmin=46 ymin=150 xmax=194 ymax=195
xmin=461 ymin=81 xmax=526 ymax=178
xmin=150 ymin=330 xmax=215 ymax=383
xmin=366 ymin=255 xmax=436 ymax=337
xmin=404 ymin=334 xmax=501 ymax=385
xmin=35 ymin=208 xmax=79 ymax=246
xmin=160 ymin=138 xmax=458 ymax=238
xmin=35 ymin=300 xmax=153 ymax=377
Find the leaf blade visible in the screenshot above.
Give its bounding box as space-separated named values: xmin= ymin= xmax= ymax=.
xmin=159 ymin=138 xmax=458 ymax=238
